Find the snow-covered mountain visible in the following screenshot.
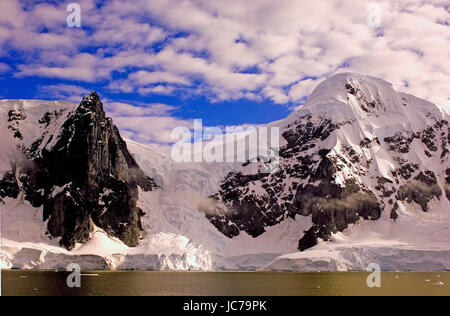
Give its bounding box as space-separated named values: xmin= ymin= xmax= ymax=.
xmin=0 ymin=94 xmax=305 ymax=270
xmin=204 ymin=73 xmax=450 ymax=270
xmin=205 ymin=73 xmax=449 ymax=245
xmin=1 ymin=73 xmax=449 ymax=271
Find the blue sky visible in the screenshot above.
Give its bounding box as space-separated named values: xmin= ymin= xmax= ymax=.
xmin=0 ymin=0 xmax=448 ymax=150
xmin=0 ymin=74 xmax=291 ymax=127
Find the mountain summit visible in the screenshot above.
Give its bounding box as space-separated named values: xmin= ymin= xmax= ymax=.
xmin=285 ymin=73 xmax=446 ymax=129
xmin=203 ymin=72 xmax=449 ymax=251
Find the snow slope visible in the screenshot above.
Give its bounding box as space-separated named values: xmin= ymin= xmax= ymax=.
xmin=261 ymin=198 xmax=450 ymax=271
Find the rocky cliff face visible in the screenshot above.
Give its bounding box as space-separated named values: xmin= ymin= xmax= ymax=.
xmin=1 ymin=93 xmax=158 ymax=250
xmin=202 ymin=73 xmax=449 ymax=252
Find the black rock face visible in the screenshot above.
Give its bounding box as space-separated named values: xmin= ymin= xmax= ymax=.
xmin=396 ymin=172 xmax=442 ymax=212
xmin=0 ymin=170 xmax=20 ymax=203
xmin=7 ymin=109 xmax=27 ymax=141
xmin=390 ymin=202 xmax=399 ymax=221
xmin=441 ymin=167 xmax=450 ymax=202
xmin=18 ymin=92 xmax=158 ymax=250
xmin=296 ymin=181 xmax=382 ymax=251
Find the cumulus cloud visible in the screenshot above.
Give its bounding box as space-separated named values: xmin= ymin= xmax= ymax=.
xmin=2 ymin=0 xmax=449 ymax=110
xmin=104 ymin=101 xmax=177 ymax=117
xmin=137 ymin=85 xmax=176 ymax=96
xmin=114 ymin=115 xmax=192 ymax=145
xmin=108 ymin=70 xmax=191 ymax=95
xmin=37 ymin=84 xmax=91 ymax=102
xmin=289 ymin=79 xmax=322 ymax=103
xmin=101 ymin=99 xmax=188 ymax=152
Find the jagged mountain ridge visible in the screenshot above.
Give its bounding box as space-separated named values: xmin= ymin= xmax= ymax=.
xmin=203 ymin=73 xmax=450 ymax=251
xmin=0 ymin=93 xmax=158 ymax=250
xmin=1 ymin=73 xmax=449 ymax=271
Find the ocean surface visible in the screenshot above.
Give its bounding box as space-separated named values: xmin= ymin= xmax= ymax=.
xmin=1 ymin=270 xmax=449 ymax=296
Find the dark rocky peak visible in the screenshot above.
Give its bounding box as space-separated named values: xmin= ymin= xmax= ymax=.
xmin=77 ymin=91 xmax=106 ymax=116
xmin=17 ymin=93 xmax=159 ymax=250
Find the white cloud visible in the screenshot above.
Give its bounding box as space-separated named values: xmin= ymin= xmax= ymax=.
xmin=289 ymin=79 xmax=322 ymax=103
xmin=137 ymin=85 xmax=176 ymax=96
xmin=2 ymin=0 xmax=449 ymax=110
xmin=113 ymin=115 xmax=191 ymax=145
xmin=104 ymin=101 xmax=177 ymax=117
xmin=37 ymin=84 xmax=90 ymax=102
xmin=129 ymin=71 xmax=190 ymax=86
xmin=142 ymin=0 xmax=449 ymax=107
xmin=108 ymin=70 xmax=191 ymax=95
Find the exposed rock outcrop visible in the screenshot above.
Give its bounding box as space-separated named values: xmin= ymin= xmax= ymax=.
xmin=0 ymin=170 xmax=20 ymax=203
xmin=445 ymin=168 xmax=450 ymax=201
xmin=396 ymin=171 xmax=442 ymax=212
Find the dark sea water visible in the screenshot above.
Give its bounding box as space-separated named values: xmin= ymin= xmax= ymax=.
xmin=1 ymin=270 xmax=449 ymax=296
